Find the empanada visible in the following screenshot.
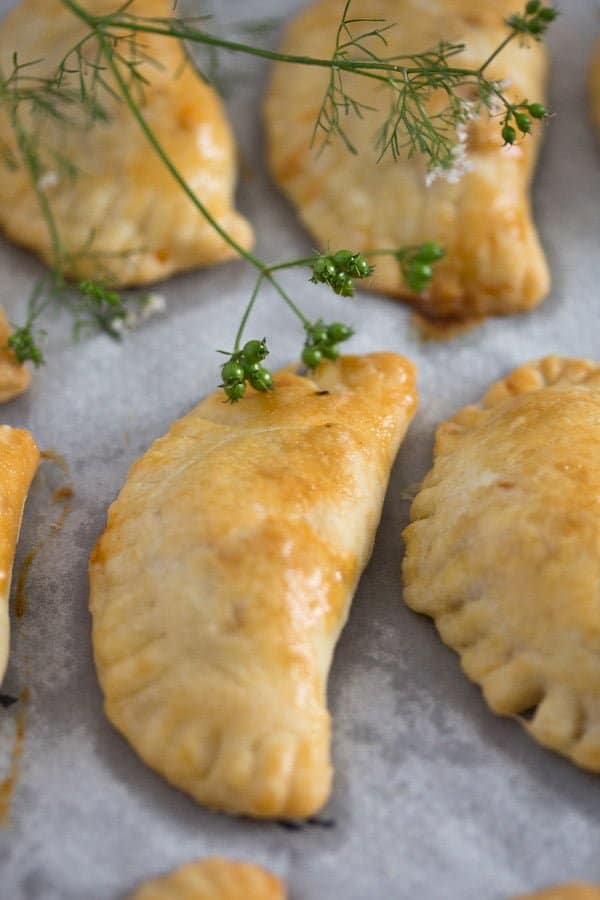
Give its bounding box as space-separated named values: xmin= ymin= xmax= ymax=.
xmin=128 ymin=858 xmax=286 ymax=900
xmin=90 ymin=353 xmax=416 ymax=817
xmin=590 ymin=43 xmax=600 ymax=135
xmin=0 ymin=426 xmax=39 ymax=684
xmin=265 ymin=0 xmax=550 ymax=321
xmin=0 ymin=308 xmax=30 ymax=403
xmin=402 ymin=356 xmax=600 ymax=770
xmin=515 ymin=886 xmax=600 ymax=900
xmin=0 ymin=0 xmax=253 ymax=287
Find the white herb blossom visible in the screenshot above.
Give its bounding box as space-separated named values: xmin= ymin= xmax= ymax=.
xmin=425 ymin=101 xmax=478 ymax=187
xmin=37 ymin=170 xmax=59 ymax=190
xmin=112 ymin=293 xmax=167 ymax=333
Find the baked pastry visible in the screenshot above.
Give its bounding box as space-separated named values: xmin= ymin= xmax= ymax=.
xmin=90 ymin=353 xmax=417 ymax=817
xmin=402 ymin=356 xmax=600 ymax=770
xmin=514 ymin=885 xmax=600 ymax=900
xmin=0 ymin=309 xmax=30 ymax=403
xmin=0 ymin=426 xmax=39 ymax=684
xmin=265 ymin=0 xmax=550 ymax=321
xmin=0 ymin=0 xmax=253 ymax=287
xmin=590 ymin=43 xmax=600 ymax=135
xmin=128 ymin=858 xmax=286 ymax=900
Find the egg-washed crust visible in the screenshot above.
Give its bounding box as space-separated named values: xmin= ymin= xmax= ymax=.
xmin=514 ymin=885 xmax=600 ymax=900
xmin=265 ymin=0 xmax=550 ymax=321
xmin=0 ymin=0 xmax=253 ymax=288
xmin=90 ymin=353 xmax=417 ymax=818
xmin=590 ymin=42 xmax=600 ymax=136
xmin=0 ymin=426 xmax=39 ymax=684
xmin=403 ymin=356 xmax=600 ymax=771
xmin=0 ymin=308 xmax=30 ymax=404
xmin=127 ymin=858 xmax=286 ymax=900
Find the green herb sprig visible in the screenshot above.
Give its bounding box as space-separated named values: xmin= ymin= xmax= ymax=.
xmin=315 ymin=0 xmax=556 ymax=171
xmin=0 ymin=0 xmax=556 ymax=396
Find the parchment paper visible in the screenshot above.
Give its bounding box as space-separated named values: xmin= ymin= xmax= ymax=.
xmin=0 ymin=1 xmax=599 ymax=897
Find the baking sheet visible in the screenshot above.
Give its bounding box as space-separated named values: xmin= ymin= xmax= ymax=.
xmin=0 ymin=1 xmax=599 ymax=897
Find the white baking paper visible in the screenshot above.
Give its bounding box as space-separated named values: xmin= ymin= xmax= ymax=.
xmin=0 ymin=1 xmax=599 ymax=897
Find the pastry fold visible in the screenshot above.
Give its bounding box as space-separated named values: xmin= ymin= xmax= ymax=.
xmin=90 ymin=353 xmax=417 ymax=817
xmin=265 ymin=0 xmax=550 ymax=320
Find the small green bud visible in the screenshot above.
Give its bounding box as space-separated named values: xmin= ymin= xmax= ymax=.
xmin=311 ymin=257 xmax=336 ymax=281
xmin=309 ymin=323 xmax=329 ymax=345
xmin=225 ymin=382 xmax=246 ymax=403
xmin=350 ymin=254 xmax=372 ymax=278
xmin=502 ymin=123 xmax=517 ymax=144
xmin=241 ymin=339 xmax=268 ymax=363
xmin=525 ymin=0 xmax=540 ymax=13
xmin=221 ymin=360 xmax=245 ymax=384
xmin=416 ymin=241 xmax=445 ymax=263
xmin=333 ymin=271 xmax=354 ymax=297
xmin=302 ymin=346 xmax=323 ymax=369
xmin=249 ymin=367 xmax=273 ymax=392
xmin=514 ymin=112 xmax=532 ymax=133
xmin=321 ymin=344 xmax=340 ymax=361
xmin=407 ymin=262 xmax=433 ymax=293
xmin=326 ymin=322 xmax=353 ymax=343
xmin=332 ymin=249 xmax=354 ymax=267
xmin=528 ymin=102 xmax=547 ymax=119
xmin=539 ymin=7 xmax=557 ymax=22
xmin=527 ymin=19 xmax=544 ymax=35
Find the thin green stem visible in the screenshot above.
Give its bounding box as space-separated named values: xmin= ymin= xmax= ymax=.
xmin=97 ymin=35 xmax=263 ymax=271
xmin=478 ymin=32 xmax=516 ymax=75
xmin=266 ymin=257 xmax=318 ymax=273
xmin=58 ymin=0 xmax=502 ymax=84
xmin=233 ymin=273 xmax=264 ymax=352
xmin=265 ymin=275 xmax=310 ymax=327
xmin=3 ymin=69 xmax=64 ymax=277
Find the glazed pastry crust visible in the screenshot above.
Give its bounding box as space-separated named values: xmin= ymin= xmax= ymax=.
xmin=0 ymin=309 xmax=30 ymax=404
xmin=128 ymin=858 xmax=286 ymax=900
xmin=90 ymin=353 xmax=416 ymax=817
xmin=403 ymin=356 xmax=600 ymax=770
xmin=0 ymin=426 xmax=39 ymax=683
xmin=0 ymin=0 xmax=253 ymax=287
xmin=265 ymin=0 xmax=550 ymax=320
xmin=590 ymin=43 xmax=600 ymax=135
xmin=515 ymin=885 xmax=600 ymax=900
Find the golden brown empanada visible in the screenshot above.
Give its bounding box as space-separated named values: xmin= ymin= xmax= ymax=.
xmin=590 ymin=43 xmax=600 ymax=135
xmin=515 ymin=885 xmax=600 ymax=900
xmin=0 ymin=308 xmax=30 ymax=404
xmin=0 ymin=426 xmax=39 ymax=684
xmin=0 ymin=0 xmax=253 ymax=287
xmin=265 ymin=0 xmax=550 ymax=321
xmin=402 ymin=356 xmax=600 ymax=770
xmin=90 ymin=353 xmax=417 ymax=817
xmin=128 ymin=858 xmax=286 ymax=900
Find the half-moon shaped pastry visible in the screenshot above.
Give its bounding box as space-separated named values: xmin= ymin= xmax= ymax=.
xmin=403 ymin=356 xmax=600 ymax=770
xmin=265 ymin=0 xmax=550 ymax=321
xmin=90 ymin=353 xmax=417 ymax=817
xmin=515 ymin=886 xmax=600 ymax=900
xmin=128 ymin=858 xmax=286 ymax=900
xmin=590 ymin=43 xmax=600 ymax=135
xmin=0 ymin=426 xmax=39 ymax=684
xmin=0 ymin=0 xmax=253 ymax=287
